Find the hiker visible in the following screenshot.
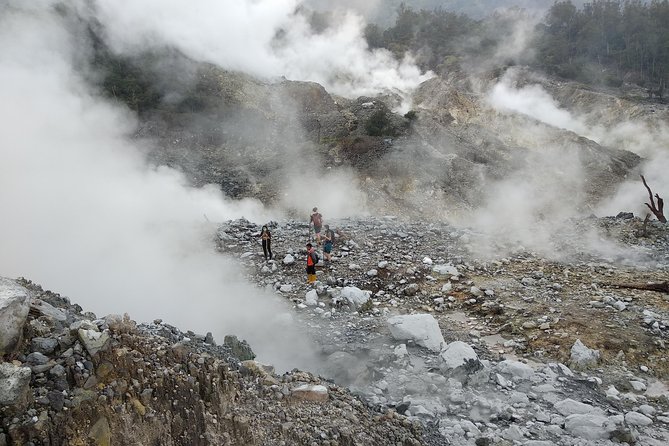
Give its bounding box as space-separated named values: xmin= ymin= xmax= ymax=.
xmin=260 ymin=225 xmax=272 ymax=260
xmin=310 ymin=207 xmax=323 ymax=244
xmin=306 ymin=243 xmax=318 ymax=283
xmin=323 ymin=224 xmax=335 ymax=263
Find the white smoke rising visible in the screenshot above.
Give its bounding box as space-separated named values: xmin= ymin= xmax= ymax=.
xmin=596 ymin=122 xmax=669 ymax=218
xmin=488 ymin=75 xmax=592 ymax=137
xmin=85 ymin=0 xmax=431 ymax=98
xmin=0 ymin=5 xmax=316 ymax=372
xmin=487 ymin=71 xmax=669 ymax=217
xmin=280 ymin=168 xmax=369 ymax=218
xmin=474 ymin=69 xmax=669 ymax=260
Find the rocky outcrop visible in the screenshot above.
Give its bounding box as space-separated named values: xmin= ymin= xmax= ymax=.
xmin=409 ymin=72 xmax=642 ymax=208
xmin=0 ymin=277 xmax=424 ymax=446
xmin=137 ymin=62 xmax=644 ymax=216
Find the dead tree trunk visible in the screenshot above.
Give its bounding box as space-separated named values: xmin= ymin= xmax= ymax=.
xmin=612 ymin=281 xmax=669 ymax=294
xmin=640 ymin=175 xmax=666 ymax=223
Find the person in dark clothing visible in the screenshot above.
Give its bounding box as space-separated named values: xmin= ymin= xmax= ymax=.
xmin=323 ymin=224 xmax=334 ymax=263
xmin=260 ymin=225 xmax=272 ymax=260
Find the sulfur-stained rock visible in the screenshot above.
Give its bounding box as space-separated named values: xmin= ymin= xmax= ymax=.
xmin=131 ymin=398 xmax=146 ymax=416
xmin=88 ymin=417 xmax=111 ymax=446
xmin=291 ymin=384 xmax=329 ymax=402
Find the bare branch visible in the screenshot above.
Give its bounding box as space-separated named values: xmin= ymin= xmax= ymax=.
xmin=612 ymin=281 xmax=669 ymax=294
xmin=640 ymin=175 xmax=667 ymax=223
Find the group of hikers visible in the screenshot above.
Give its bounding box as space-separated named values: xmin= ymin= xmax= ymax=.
xmin=258 ymin=206 xmax=337 ymax=284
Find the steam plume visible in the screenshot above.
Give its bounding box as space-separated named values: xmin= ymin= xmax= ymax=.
xmin=84 ymin=0 xmax=431 ymax=98
xmin=0 ymin=4 xmax=317 ymax=371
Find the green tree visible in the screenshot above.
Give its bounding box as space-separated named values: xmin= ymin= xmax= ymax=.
xmin=365 ymin=110 xmax=392 ymax=136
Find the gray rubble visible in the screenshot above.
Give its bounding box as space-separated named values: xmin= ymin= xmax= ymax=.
xmin=223 ymin=214 xmax=669 ymax=445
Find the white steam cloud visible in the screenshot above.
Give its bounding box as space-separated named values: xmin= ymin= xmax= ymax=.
xmin=0 ymin=5 xmax=319 ymax=371
xmin=84 ymin=0 xmax=431 ymax=98
xmin=488 ymin=76 xmax=591 ymax=137
xmin=477 ymin=69 xmax=669 ymax=259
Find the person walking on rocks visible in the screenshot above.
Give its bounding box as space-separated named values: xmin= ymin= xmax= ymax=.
xmin=323 ymin=224 xmax=335 ymax=264
xmin=310 ymin=207 xmax=323 ymax=245
xmin=260 ymin=225 xmax=272 ymax=260
xmin=306 ymin=243 xmax=318 ymax=283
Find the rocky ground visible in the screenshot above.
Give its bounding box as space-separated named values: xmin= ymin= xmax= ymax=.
xmin=217 ymin=213 xmax=669 ymax=445
xmin=2 ymin=215 xmax=667 ymax=446
xmin=0 ymin=277 xmax=425 ymax=445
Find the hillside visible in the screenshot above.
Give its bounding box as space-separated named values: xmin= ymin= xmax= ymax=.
xmin=128 ymin=61 xmax=646 ymax=220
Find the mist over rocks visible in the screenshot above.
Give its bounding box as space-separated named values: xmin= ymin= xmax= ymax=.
xmin=96 ymin=53 xmax=646 ymax=221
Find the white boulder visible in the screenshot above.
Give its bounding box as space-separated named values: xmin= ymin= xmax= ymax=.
xmin=496 ymin=360 xmax=535 ymax=381
xmin=305 ymin=290 xmax=318 ymax=306
xmin=387 ymin=314 xmax=444 ymax=352
xmin=439 ymin=341 xmax=482 ymax=375
xmin=625 ymin=411 xmax=653 ymax=426
xmin=341 ymin=286 xmax=371 ymax=308
xmin=432 ymin=263 xmax=459 ymax=276
xmin=564 ymin=414 xmax=615 ymax=440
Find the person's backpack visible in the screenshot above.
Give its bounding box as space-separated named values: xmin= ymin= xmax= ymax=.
xmin=311 ymin=251 xmax=320 ymax=264
xmin=312 ymin=213 xmax=322 ymax=226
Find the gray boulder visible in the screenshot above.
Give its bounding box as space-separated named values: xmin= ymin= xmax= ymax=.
xmin=30 ymin=299 xmax=67 ymax=322
xmin=32 ymin=337 xmax=58 ymax=355
xmin=0 ymin=277 xmax=31 ymax=356
xmin=495 ymin=359 xmax=535 ymax=381
xmin=570 ymin=339 xmax=600 ymax=370
xmin=0 ymin=362 xmax=32 ymax=409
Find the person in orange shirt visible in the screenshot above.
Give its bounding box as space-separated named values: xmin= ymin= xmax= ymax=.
xmin=306 ymin=243 xmax=317 ymax=283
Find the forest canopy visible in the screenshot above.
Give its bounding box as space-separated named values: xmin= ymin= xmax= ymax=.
xmin=365 ymin=0 xmax=669 ymax=89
